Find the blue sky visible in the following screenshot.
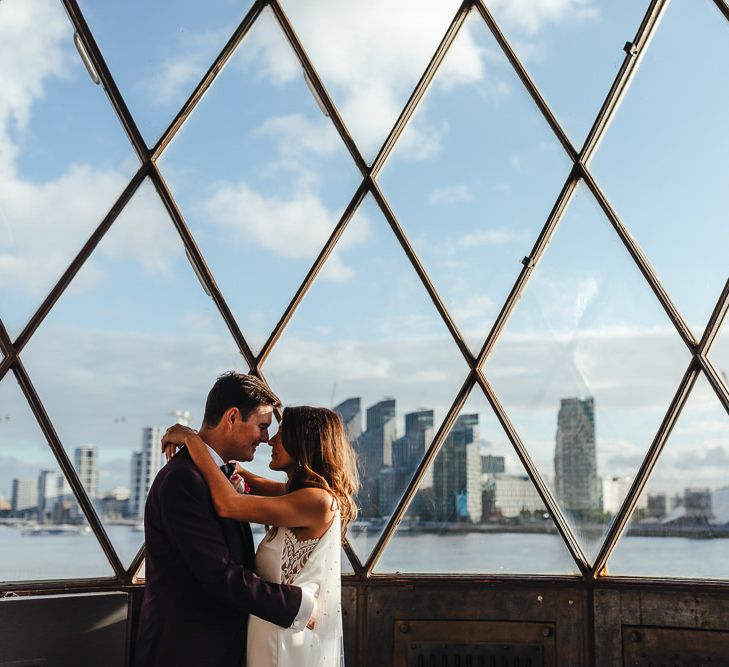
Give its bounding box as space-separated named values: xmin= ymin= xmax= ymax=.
xmin=1 ymin=0 xmax=728 ymax=568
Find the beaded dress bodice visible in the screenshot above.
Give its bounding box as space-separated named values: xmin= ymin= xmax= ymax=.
xmin=280 ymin=529 xmax=319 ymax=584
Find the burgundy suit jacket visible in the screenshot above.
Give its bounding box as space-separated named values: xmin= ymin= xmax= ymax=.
xmin=134 ymin=448 xmax=301 ymax=667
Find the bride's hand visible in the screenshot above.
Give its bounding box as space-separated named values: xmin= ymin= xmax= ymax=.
xmin=161 ymin=424 xmax=200 ymax=462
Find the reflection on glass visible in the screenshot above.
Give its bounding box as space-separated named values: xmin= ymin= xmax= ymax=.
xmin=377 ymin=11 xmax=572 ymax=353
xmin=485 ymin=0 xmax=650 ymax=148
xmin=711 ymin=318 xmax=729 ymax=394
xmin=484 ymin=185 xmax=690 ymax=563
xmin=341 ymin=548 xmax=354 ymax=575
xmin=0 ymin=0 xmax=138 ymax=338
xmin=21 ymin=180 xmax=245 ymax=568
xmin=263 ymin=196 xmax=467 ymax=563
xmin=158 ymin=8 xmax=361 ymax=353
xmin=279 ymin=0 xmax=462 ymax=163
xmin=134 ymin=558 xmax=146 ymax=583
xmin=589 ymin=0 xmax=729 ymax=337
xmin=77 ymin=0 xmax=254 ymax=144
xmin=0 ymin=373 xmax=112 ymax=582
xmin=608 ymin=374 xmax=729 ymax=579
xmin=375 ymin=386 xmax=578 ymax=574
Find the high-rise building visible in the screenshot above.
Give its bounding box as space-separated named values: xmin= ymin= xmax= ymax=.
xmin=129 ymin=452 xmax=142 ymax=518
xmin=600 ymin=476 xmax=647 ymax=516
xmin=74 ymin=445 xmax=98 ymax=499
xmin=357 ymin=398 xmax=397 ymax=480
xmin=11 ymin=478 xmax=38 ymax=515
xmin=129 ymin=426 xmax=165 ymax=519
xmin=647 ymin=492 xmax=667 ymax=518
xmin=554 ymin=397 xmax=600 ymax=515
xmin=432 ymin=414 xmax=481 ymax=523
xmin=601 ymin=476 xmax=631 ymax=515
xmin=393 ymin=409 xmax=434 ymax=473
xmin=38 ymin=469 xmax=74 ymax=522
xmin=482 ymin=474 xmax=546 ymax=519
xmin=481 ymin=454 xmax=505 ymax=475
xmin=334 ymin=397 xmax=362 ymax=442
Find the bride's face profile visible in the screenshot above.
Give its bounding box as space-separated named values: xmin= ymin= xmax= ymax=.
xmin=268 ymin=429 xmax=297 ymax=474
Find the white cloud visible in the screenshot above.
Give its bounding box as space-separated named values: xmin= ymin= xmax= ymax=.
xmin=141 ymin=28 xmax=231 ymax=106
xmin=253 ymin=0 xmax=482 ymax=158
xmin=0 ymin=162 xmax=129 ymax=297
xmin=202 ymin=181 xmax=370 ymax=281
xmin=0 ymin=0 xmax=71 ymax=176
xmin=255 ymin=113 xmax=342 ymax=159
xmin=449 ymin=228 xmax=527 ymax=249
xmin=487 ymin=0 xmax=599 ymax=38
xmin=429 ymin=184 xmax=473 ymax=205
xmin=0 ymin=0 xmax=157 ymax=309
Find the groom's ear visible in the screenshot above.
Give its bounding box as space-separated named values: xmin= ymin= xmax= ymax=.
xmin=224 ymin=406 xmax=243 ymax=428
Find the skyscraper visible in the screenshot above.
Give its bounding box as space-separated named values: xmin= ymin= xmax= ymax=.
xmin=481 ymin=454 xmax=505 ymax=475
xmin=554 ymin=397 xmax=600 ymax=515
xmin=432 ymin=413 xmax=482 ymax=523
xmin=11 ymin=478 xmax=38 ymax=515
xmin=393 ymin=409 xmax=434 ymax=473
xmin=38 ymin=469 xmax=73 ymax=522
xmin=129 ymin=426 xmax=165 ymax=519
xmin=74 ymin=445 xmax=98 ymax=500
xmin=357 ymin=398 xmax=396 ymax=479
xmin=334 ymin=397 xmax=362 ymax=442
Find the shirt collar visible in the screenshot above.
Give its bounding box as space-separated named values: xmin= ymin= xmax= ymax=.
xmin=205 ymin=443 xmax=225 ymax=467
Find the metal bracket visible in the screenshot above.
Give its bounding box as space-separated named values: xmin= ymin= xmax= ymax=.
xmin=73 ymin=32 xmax=100 ymax=85
xmin=521 ymin=256 xmax=535 ymax=269
xmin=623 ymin=41 xmax=638 ymax=57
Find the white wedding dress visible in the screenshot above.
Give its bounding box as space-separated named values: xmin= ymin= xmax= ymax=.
xmin=247 ymin=511 xmax=344 ymax=666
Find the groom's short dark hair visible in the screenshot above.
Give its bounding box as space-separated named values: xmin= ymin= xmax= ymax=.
xmin=203 ymin=372 xmax=280 ymax=426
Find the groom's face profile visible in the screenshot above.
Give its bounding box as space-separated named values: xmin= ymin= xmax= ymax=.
xmin=224 ymin=404 xmax=274 ymax=462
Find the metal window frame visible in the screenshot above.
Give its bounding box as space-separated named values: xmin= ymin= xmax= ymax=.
xmin=1 ymin=0 xmax=728 ymax=595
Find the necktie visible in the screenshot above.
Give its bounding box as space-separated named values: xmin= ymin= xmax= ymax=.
xmin=219 ymin=462 xmax=236 ymax=478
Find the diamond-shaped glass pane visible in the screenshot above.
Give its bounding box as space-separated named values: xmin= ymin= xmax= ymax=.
xmin=484 ymin=184 xmax=690 ymax=563
xmin=485 ymin=0 xmax=650 ymax=147
xmin=377 ymin=11 xmax=572 ymax=353
xmin=608 ymin=373 xmax=729 ymax=579
xmin=279 ymin=0 xmax=462 ymax=162
xmin=158 ymin=7 xmax=362 ymax=354
xmin=0 ymin=0 xmax=139 ymax=338
xmin=375 ymin=385 xmax=578 ymax=574
xmin=0 ymin=372 xmax=112 ymax=582
xmin=589 ymin=0 xmax=729 ymax=338
xmin=77 ymin=0 xmax=254 ymax=144
xmin=21 ymin=179 xmax=245 ymax=568
xmin=263 ymin=196 xmax=468 ymax=564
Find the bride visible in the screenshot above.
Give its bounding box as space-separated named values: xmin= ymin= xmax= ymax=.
xmin=162 ymin=406 xmax=359 ymax=667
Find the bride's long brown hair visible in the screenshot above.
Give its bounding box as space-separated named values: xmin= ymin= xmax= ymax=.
xmin=280 ymin=406 xmax=359 ymax=536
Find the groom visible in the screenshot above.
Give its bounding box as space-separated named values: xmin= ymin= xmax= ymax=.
xmin=134 ymin=372 xmax=315 ymax=667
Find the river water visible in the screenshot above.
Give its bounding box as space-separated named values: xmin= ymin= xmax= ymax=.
xmin=2 ymin=525 xmax=729 ymax=583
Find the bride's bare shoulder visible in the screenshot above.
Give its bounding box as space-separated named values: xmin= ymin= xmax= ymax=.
xmin=288 ymin=487 xmax=336 ymax=518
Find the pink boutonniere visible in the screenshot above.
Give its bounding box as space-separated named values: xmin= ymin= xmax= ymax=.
xmin=229 ymin=473 xmax=251 ymax=495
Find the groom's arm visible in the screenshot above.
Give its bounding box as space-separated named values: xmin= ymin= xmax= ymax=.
xmin=159 ymin=464 xmax=304 ymax=629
